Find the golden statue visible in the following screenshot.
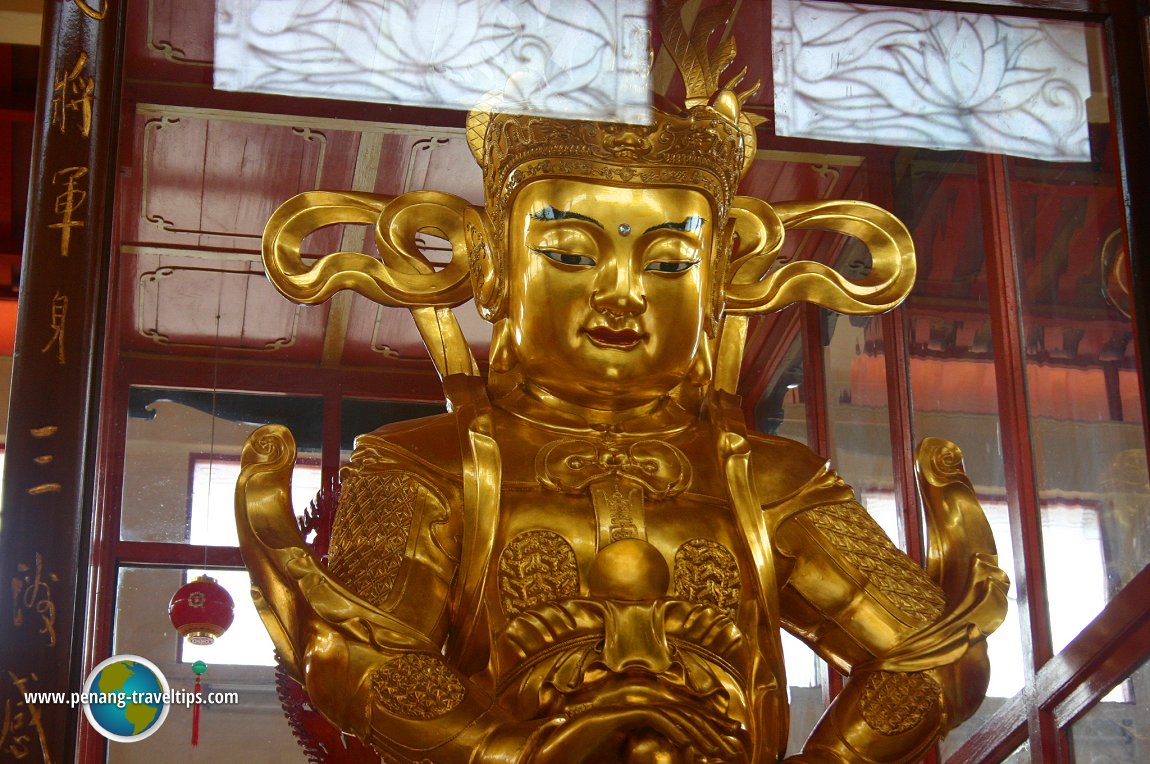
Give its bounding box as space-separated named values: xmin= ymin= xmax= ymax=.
xmin=236 ymin=4 xmax=1009 ymax=761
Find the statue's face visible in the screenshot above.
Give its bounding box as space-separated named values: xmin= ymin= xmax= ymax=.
xmin=506 ymin=179 xmax=713 ymax=410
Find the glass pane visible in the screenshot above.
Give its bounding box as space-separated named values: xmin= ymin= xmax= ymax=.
xmin=1069 ymin=656 xmax=1150 ymax=762
xmin=1008 ymin=132 xmax=1150 ymax=650
xmin=823 ymin=310 xmax=901 ymax=545
xmin=750 ymin=310 xmax=808 ymax=447
xmin=896 ymin=150 xmax=1027 ymax=748
xmin=121 ymin=388 xmax=323 ymax=544
xmin=782 ymin=630 xmax=825 ymax=756
xmin=772 ymin=1 xmax=1094 ymax=162
xmin=110 ymin=566 xmax=306 ymax=763
xmin=339 ymin=397 xmax=446 ymax=457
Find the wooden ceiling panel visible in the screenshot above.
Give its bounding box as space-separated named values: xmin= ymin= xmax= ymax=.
xmin=392 ymin=135 xmax=484 ymax=201
xmin=339 ymin=296 xmax=491 ymax=369
xmin=119 ymin=250 xmax=328 ymax=361
xmin=119 ymin=107 xmax=360 ymax=255
xmin=124 ymin=0 xmax=215 ymax=87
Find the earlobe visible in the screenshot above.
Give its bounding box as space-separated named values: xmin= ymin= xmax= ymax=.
xmin=463 ymin=207 xmax=507 ymax=322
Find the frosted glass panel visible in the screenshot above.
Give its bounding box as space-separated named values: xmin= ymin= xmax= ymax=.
xmin=772 ymin=1 xmax=1094 ymax=161
xmin=215 ymin=0 xmax=651 ymax=123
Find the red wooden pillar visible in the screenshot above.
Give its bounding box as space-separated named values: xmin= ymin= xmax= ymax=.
xmin=0 ymin=1 xmax=122 ymax=761
xmin=978 ymin=153 xmax=1056 ymax=761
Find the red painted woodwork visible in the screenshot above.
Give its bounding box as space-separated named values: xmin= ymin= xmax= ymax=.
xmin=978 ymin=153 xmax=1057 ymax=760
xmin=1106 ymin=4 xmax=1150 ymax=458
xmin=883 ymin=305 xmax=927 ymax=563
xmin=0 ymin=2 xmax=126 ymax=760
xmin=800 ymin=302 xmax=830 ymax=460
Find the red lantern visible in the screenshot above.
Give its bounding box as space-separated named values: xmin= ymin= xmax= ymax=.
xmin=168 ymin=575 xmax=235 ymax=645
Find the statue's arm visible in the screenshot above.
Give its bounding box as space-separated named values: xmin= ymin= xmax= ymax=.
xmin=235 ymin=425 xmax=551 ymax=763
xmin=775 ymin=485 xmax=1006 ymax=763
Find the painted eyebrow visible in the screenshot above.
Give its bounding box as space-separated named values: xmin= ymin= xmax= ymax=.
xmin=643 ymin=215 xmax=706 ymax=235
xmin=529 ymin=206 xmax=603 ymax=228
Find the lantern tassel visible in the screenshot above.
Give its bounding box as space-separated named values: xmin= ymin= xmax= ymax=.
xmin=192 ymin=674 xmax=202 ymax=747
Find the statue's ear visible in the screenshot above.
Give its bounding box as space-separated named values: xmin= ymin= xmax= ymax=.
xmin=723 ymin=198 xmax=916 ymax=316
xmin=463 ymin=207 xmax=507 ymax=322
xmin=261 ymin=190 xmax=474 ymax=308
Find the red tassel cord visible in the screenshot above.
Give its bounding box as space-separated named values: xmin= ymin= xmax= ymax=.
xmin=192 ymin=674 xmax=202 ymax=747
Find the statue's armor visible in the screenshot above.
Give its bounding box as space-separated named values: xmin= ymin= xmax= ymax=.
xmin=325 ymin=393 xmax=950 ymax=762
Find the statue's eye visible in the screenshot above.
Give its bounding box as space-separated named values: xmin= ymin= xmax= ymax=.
xmin=534 ymin=248 xmax=595 ymax=267
xmin=645 ymin=260 xmax=698 ymax=273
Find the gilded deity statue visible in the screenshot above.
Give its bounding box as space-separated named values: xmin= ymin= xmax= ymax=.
xmin=236 ymin=4 xmax=1009 ymax=762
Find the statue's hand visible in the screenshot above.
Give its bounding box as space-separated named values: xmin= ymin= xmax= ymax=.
xmin=298 ymin=621 xmax=374 ymax=737
xmin=532 ymin=705 xmax=744 ymax=764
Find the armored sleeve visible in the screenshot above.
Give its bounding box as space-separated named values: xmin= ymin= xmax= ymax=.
xmin=775 ymin=495 xmax=986 ymax=763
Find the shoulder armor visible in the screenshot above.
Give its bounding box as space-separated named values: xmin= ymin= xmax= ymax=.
xmin=746 ymin=433 xmax=852 ymax=512
xmin=347 ymin=411 xmax=464 ymax=482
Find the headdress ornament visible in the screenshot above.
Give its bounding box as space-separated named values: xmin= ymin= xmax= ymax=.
xmin=258 ymin=0 xmax=916 ymax=386
xmin=463 ymin=0 xmax=766 ymax=321
xmin=469 ymin=2 xmax=763 ymax=218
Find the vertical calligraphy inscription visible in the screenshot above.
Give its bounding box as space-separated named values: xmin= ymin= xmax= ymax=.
xmin=1 ymin=672 xmax=53 ymax=764
xmin=11 ymin=555 xmax=59 ymax=648
xmin=50 ymin=53 xmax=94 ymax=139
xmin=1 ymin=0 xmax=111 ymax=760
xmin=40 ymin=292 xmax=68 ymax=365
xmin=26 ymin=427 xmax=61 ymax=496
xmin=48 ymin=168 xmax=88 ymax=259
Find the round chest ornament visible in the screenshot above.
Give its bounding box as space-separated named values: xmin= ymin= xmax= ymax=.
xmin=168 ymin=575 xmax=234 ymax=645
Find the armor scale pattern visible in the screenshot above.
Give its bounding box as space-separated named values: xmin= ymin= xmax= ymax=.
xmin=498 ymin=530 xmax=581 ymax=616
xmin=859 ymin=671 xmax=942 ymax=735
xmin=327 ymin=471 xmax=426 ymax=608
xmin=673 ymin=538 xmax=741 ymax=618
xmin=804 ymin=502 xmax=947 ymax=625
xmin=372 ymin=653 xmax=466 ymax=720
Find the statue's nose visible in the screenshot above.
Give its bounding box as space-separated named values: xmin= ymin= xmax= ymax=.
xmin=591 ymin=258 xmax=646 ymax=315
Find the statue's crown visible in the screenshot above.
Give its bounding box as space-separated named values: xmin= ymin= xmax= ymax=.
xmin=465 ymin=0 xmax=763 ymax=236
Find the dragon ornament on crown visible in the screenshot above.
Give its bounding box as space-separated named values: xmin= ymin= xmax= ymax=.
xmin=235 ymin=1 xmax=1009 ymax=761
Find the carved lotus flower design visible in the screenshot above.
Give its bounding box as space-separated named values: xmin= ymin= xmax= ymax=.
xmin=774 ymin=0 xmax=1090 ymax=160
xmin=216 ymin=0 xmax=649 ymax=122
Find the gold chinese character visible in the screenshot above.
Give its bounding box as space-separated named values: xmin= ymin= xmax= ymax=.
xmin=4 ymin=673 xmax=52 ymax=764
xmin=72 ymin=0 xmax=106 ymax=21
xmin=40 ymin=292 xmax=68 ymax=365
xmin=0 ymin=697 xmax=33 ymax=760
xmin=50 ymin=53 xmax=94 ymax=138
xmin=48 ymin=167 xmax=87 ymax=258
xmin=11 ymin=554 xmax=59 ymax=647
